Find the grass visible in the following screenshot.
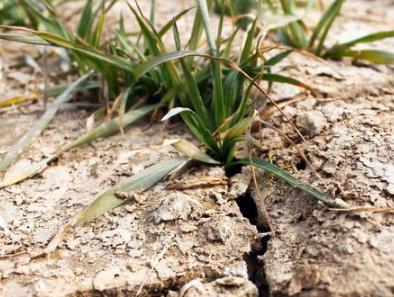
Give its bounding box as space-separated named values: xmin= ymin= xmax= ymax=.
xmin=0 ymin=0 xmax=316 ymax=182
xmin=0 ymin=0 xmax=376 ymax=249
xmin=266 ymin=0 xmax=394 ymax=64
xmin=0 ymin=0 xmax=27 ymax=26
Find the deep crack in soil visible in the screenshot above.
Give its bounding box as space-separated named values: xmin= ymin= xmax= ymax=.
xmin=236 ymin=189 xmax=271 ymax=297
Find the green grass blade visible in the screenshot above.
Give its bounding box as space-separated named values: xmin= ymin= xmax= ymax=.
xmin=74 ymin=156 xmax=187 ymax=225
xmin=223 ymin=116 xmax=256 ymax=152
xmin=60 ymin=105 xmax=158 ymax=152
xmin=35 ymin=31 xmax=133 ymax=72
xmin=239 ymin=0 xmax=261 ymax=64
xmin=0 ymin=32 xmax=50 ymax=45
xmin=44 ymin=80 xmax=101 ymax=98
xmin=235 ymin=157 xmax=340 ymax=207
xmin=0 ymin=73 xmax=90 ymax=174
xmin=187 ymin=1 xmax=210 ymax=69
xmin=216 ymin=3 xmax=225 ymax=52
xmin=279 ymin=0 xmax=308 ymax=49
xmin=222 ymin=26 xmax=240 ymax=58
xmin=332 ymin=30 xmax=394 ymax=50
xmin=77 ymin=0 xmax=94 ymax=39
xmin=150 ymin=0 xmax=156 ymax=25
xmin=128 ymin=1 xmax=183 ymax=93
xmin=262 ymin=73 xmax=319 ymax=96
xmin=311 ymin=0 xmax=345 ymax=55
xmin=325 ymin=49 xmax=394 ymax=64
xmin=265 ymin=49 xmax=293 ymax=66
xmin=0 ymin=105 xmax=157 ymax=188
xmin=233 ymin=77 xmax=256 ymax=124
xmin=0 ymin=27 xmax=130 ymax=73
xmin=309 ymin=0 xmax=344 ymax=48
xmin=45 ymin=156 xmax=187 ymax=254
xmin=211 ymin=58 xmax=226 ymax=128
xmin=158 ymin=7 xmax=195 ymax=38
xmin=92 ymin=2 xmax=106 ymax=47
xmin=132 ymin=50 xmax=202 ymax=79
xmin=173 ymin=21 xmax=211 ymax=127
xmin=18 ymin=0 xmax=63 ymax=34
xmin=196 ymin=0 xmax=216 ymax=54
xmin=197 ymin=0 xmax=225 ymax=127
xmin=127 ymin=2 xmax=162 ymax=55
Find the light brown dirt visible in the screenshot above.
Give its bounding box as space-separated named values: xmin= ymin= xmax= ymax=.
xmin=1 ymin=0 xmax=394 ymax=297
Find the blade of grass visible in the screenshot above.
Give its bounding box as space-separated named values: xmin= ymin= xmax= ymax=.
xmin=197 ymin=0 xmax=226 ymax=127
xmin=279 ymin=0 xmax=308 ymax=49
xmin=235 ymin=157 xmax=340 ymax=207
xmin=325 ymin=49 xmax=394 ymax=64
xmin=0 ymin=73 xmax=91 ymax=174
xmin=43 ymin=156 xmax=188 ymax=254
xmin=311 ymin=0 xmax=345 ymax=55
xmin=158 ymin=6 xmax=195 ymax=38
xmin=309 ymin=0 xmax=344 ymax=48
xmin=0 ymin=27 xmax=134 ymax=73
xmin=77 ymin=0 xmax=94 ymax=39
xmin=262 ymin=73 xmax=320 ymax=96
xmin=265 ymin=49 xmax=293 ymax=66
xmin=222 ymin=116 xmax=257 ymax=162
xmin=239 ymin=0 xmax=261 ymax=64
xmin=75 ymin=156 xmax=187 ymax=225
xmin=331 ymin=30 xmax=394 ymax=50
xmin=0 ymin=105 xmax=157 ymax=188
xmin=0 ymin=32 xmax=50 ymax=45
xmin=133 ymin=50 xmax=202 ymax=78
xmin=92 ymin=1 xmax=106 ymax=47
xmin=173 ymin=19 xmax=211 ymax=129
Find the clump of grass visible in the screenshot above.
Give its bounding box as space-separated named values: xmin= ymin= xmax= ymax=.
xmin=0 ymin=0 xmax=27 ymax=26
xmin=160 ymin=0 xmax=337 ymax=206
xmin=0 ymin=0 xmax=342 ymax=252
xmin=0 ymin=0 xmax=315 ymax=184
xmin=265 ymin=0 xmax=394 ymax=64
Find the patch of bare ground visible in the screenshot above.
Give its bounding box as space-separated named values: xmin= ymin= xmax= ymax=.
xmin=254 ymin=85 xmax=394 ymax=296
xmin=0 ymin=117 xmax=258 ymax=297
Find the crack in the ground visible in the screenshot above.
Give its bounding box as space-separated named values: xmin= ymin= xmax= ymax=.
xmin=236 ymin=189 xmax=271 ymax=297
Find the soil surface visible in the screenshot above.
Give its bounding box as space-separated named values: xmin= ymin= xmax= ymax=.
xmin=1 ymin=1 xmax=394 ymax=297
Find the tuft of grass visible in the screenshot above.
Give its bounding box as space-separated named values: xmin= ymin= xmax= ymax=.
xmin=0 ymin=0 xmax=27 ymax=26
xmin=0 ymin=0 xmax=315 ymax=181
xmin=159 ymin=0 xmax=338 ymax=206
xmin=0 ymin=0 xmax=342 ymax=252
xmin=268 ymin=0 xmax=394 ymax=64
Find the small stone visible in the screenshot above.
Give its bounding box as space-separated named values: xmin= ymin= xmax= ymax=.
xmin=3 ymin=282 xmax=32 ymax=297
xmin=296 ymin=110 xmax=328 ymax=138
xmin=156 ymin=260 xmax=175 ymax=281
xmin=14 ymin=196 xmax=24 ymax=206
xmin=93 ymin=267 xmax=123 ymax=291
xmin=386 ymin=184 xmax=394 ymax=196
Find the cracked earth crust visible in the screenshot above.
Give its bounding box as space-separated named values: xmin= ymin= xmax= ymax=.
xmin=1 ymin=0 xmax=394 ymax=296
